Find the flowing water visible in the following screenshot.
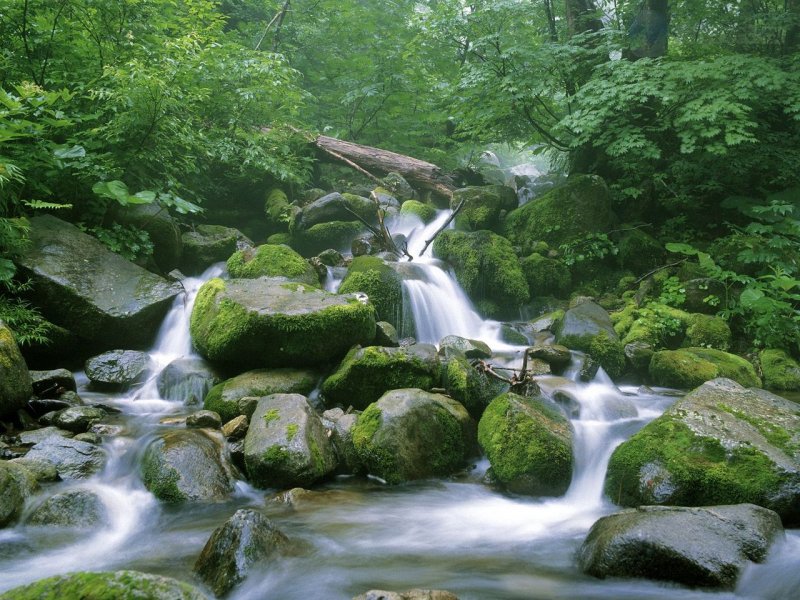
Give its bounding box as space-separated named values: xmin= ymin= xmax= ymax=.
xmin=1 ymin=232 xmax=798 ymax=599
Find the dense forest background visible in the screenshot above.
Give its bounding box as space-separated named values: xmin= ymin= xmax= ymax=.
xmin=1 ymin=0 xmax=798 ymax=356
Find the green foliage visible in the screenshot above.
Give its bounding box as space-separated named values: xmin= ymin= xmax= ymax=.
xmin=79 ymin=224 xmax=154 ymax=263
xmin=559 ymin=233 xmax=618 ymax=267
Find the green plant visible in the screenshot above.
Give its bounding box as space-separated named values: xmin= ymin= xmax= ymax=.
xmin=658 ymin=276 xmax=686 ymax=308
xmin=79 ymin=224 xmax=154 ymax=263
xmin=559 ymin=232 xmax=618 ymax=266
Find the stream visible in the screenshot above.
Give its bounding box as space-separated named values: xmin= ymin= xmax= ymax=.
xmin=1 ymin=213 xmax=798 ymax=599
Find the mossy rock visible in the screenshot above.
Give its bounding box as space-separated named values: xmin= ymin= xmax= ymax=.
xmin=451 ymin=185 xmax=517 ymax=232
xmin=613 ymin=302 xmax=692 ymax=348
xmin=226 ymin=244 xmax=319 ymax=286
xmin=503 ymin=175 xmax=617 ymax=253
xmin=650 ymin=348 xmax=760 ymax=389
xmin=322 ymin=344 xmax=440 ymax=410
xmin=399 ymin=200 xmax=437 ymax=224
xmin=338 ymin=256 xmax=404 ymax=330
xmin=478 ymin=392 xmax=573 ymax=496
xmin=181 ymin=224 xmax=252 ymax=275
xmin=432 ymin=229 xmax=529 ymax=317
xmin=296 ymin=192 xmax=376 ymax=231
xmin=204 ymin=368 xmax=319 ymax=423
xmin=586 ymin=331 xmax=626 ymax=379
xmin=0 ymin=571 xmax=208 ymax=600
xmin=684 ymin=314 xmax=731 ymax=351
xmin=605 ymin=378 xmax=800 ymax=524
xmin=264 ymin=188 xmax=299 ymax=235
xmin=556 ymin=300 xmax=617 ymax=347
xmin=616 ymin=227 xmax=664 ymax=274
xmin=351 ymin=388 xmax=477 ymax=484
xmin=0 ymin=321 xmax=33 ymax=418
xmin=520 ymin=253 xmax=572 ymax=298
xmin=0 ymin=461 xmax=39 ymax=527
xmin=266 ymin=232 xmax=292 ymax=245
xmin=442 ymin=354 xmax=507 ymax=418
xmin=760 ymin=349 xmax=800 ymax=391
xmin=190 ymin=277 xmax=376 ymax=370
xmin=290 ymin=220 xmax=366 ymax=257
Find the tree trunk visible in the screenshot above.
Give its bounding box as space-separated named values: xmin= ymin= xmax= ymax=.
xmin=314 ymin=135 xmax=455 ymax=199
xmin=627 ymin=0 xmax=670 ymax=59
xmin=564 ymin=0 xmax=602 ymax=38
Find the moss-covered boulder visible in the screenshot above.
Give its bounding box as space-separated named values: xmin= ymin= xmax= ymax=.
xmin=478 ymin=392 xmax=573 ymax=496
xmin=503 ymin=175 xmax=616 ymax=254
xmin=451 ymin=185 xmax=517 ymax=232
xmin=0 ymin=571 xmax=208 ymax=600
xmin=578 ymin=504 xmax=784 ymax=589
xmin=264 ymin=188 xmax=299 ymax=235
xmin=0 ymin=321 xmax=33 ymax=418
xmin=290 ymin=220 xmax=366 ymax=257
xmin=520 ymin=253 xmax=572 ymax=298
xmin=351 ymin=389 xmax=477 ymax=484
xmin=204 ymin=368 xmax=319 ymax=423
xmin=616 ymin=227 xmax=664 ymax=274
xmin=296 ymin=192 xmax=376 ymax=230
xmin=190 ymin=277 xmax=376 ymax=370
xmin=438 ymin=335 xmax=491 ymax=359
xmin=684 ymin=314 xmax=731 ymax=350
xmin=399 ymin=200 xmax=437 ymax=224
xmin=141 ymin=429 xmax=236 ymax=503
xmin=26 ymin=489 xmax=108 ymax=528
xmin=381 ymin=172 xmax=416 ymax=200
xmin=605 ymin=378 xmax=800 ymax=524
xmin=441 ymin=354 xmax=507 ymax=418
xmin=181 ymin=224 xmax=252 ymax=275
xmin=226 ymin=244 xmax=319 ymax=287
xmin=322 ymin=344 xmax=440 ymax=410
xmin=556 ymin=300 xmax=617 ymax=346
xmin=0 ymin=461 xmax=39 ymax=527
xmin=432 ymin=230 xmax=529 ymax=317
xmin=338 ymin=256 xmax=404 ymax=329
xmin=649 ymin=348 xmax=760 ymax=389
xmin=760 ymin=349 xmax=800 ymax=391
xmin=243 ymin=394 xmax=337 ymax=488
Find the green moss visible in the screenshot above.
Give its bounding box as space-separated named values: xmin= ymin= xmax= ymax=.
xmin=686 ymin=347 xmax=761 ymax=388
xmin=226 ymin=244 xmax=318 ymax=286
xmin=649 ymin=349 xmax=719 ymax=389
xmin=264 ymin=408 xmax=280 ymax=423
xmin=351 ymin=404 xmax=397 ymax=481
xmin=451 ymin=185 xmax=517 ymax=232
xmin=500 ymin=325 xmax=530 ymax=345
xmin=605 ymin=417 xmax=786 ymax=508
xmin=264 ymin=188 xmax=295 ymax=235
xmin=442 ymin=355 xmax=505 ymax=418
xmin=616 ymin=227 xmax=664 ymax=273
xmin=141 ymin=453 xmax=184 ymax=503
xmin=760 ymin=348 xmax=800 ymax=391
xmin=262 ymin=445 xmax=291 ymax=466
xmin=290 ymin=220 xmax=365 ymax=257
xmin=286 ymin=423 xmax=299 ymax=441
xmin=399 ymin=200 xmax=437 ymax=223
xmin=520 ymin=253 xmax=572 ymax=298
xmin=588 ymin=330 xmax=626 ymax=379
xmin=684 ymin=314 xmax=731 ymax=350
xmin=266 ymin=232 xmax=292 ymax=245
xmin=718 ymin=403 xmax=797 ymax=455
xmin=613 ymin=302 xmax=692 ymax=347
xmin=338 ymin=257 xmax=403 ymax=328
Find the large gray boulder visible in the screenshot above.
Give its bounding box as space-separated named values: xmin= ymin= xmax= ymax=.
xmin=605 ymin=378 xmax=800 ymax=525
xmin=25 ymin=436 xmax=107 ymax=479
xmin=0 ymin=571 xmax=208 ymax=600
xmin=555 ymin=300 xmax=617 ymax=346
xmin=190 ymin=277 xmax=376 ymax=370
xmin=0 ymin=321 xmax=33 ymax=418
xmin=193 ymin=508 xmax=289 ymax=597
xmin=180 ymin=224 xmax=251 ymax=275
xmin=578 ymin=504 xmax=784 ymax=588
xmin=14 ymin=216 xmax=182 ymax=349
xmin=48 ymin=406 xmax=107 ymax=433
xmin=85 ymin=349 xmax=152 ymax=390
xmin=157 ymin=357 xmax=221 ymax=404
xmin=0 ymin=461 xmax=39 ymax=527
xmin=243 ymin=394 xmax=337 ymax=489
xmin=296 ymin=192 xmax=376 ymax=231
xmin=451 ymin=185 xmax=517 ymax=232
xmin=478 ymin=392 xmax=573 ymax=496
xmin=351 ymin=389 xmax=477 ymax=485
xmin=27 ymin=489 xmax=108 ymax=528
xmin=141 ymin=429 xmax=235 ymax=503
xmin=29 ymin=368 xmax=76 ymax=396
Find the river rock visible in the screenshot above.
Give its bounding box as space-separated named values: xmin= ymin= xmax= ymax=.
xmin=291 ymin=220 xmax=366 ymax=257
xmin=226 ymin=244 xmax=319 ymax=286
xmin=193 ymin=508 xmax=289 ymax=597
xmin=578 ymin=504 xmax=784 ymax=588
xmin=322 ymin=344 xmax=440 ymax=410
xmin=438 ymin=335 xmax=492 ymax=359
xmin=8 ymin=457 xmax=59 ymax=483
xmin=181 ymin=224 xmax=251 ymax=275
xmin=141 ymin=429 xmax=235 ymax=502
xmin=222 ymin=415 xmax=249 ymax=440
xmin=157 ymin=357 xmax=221 ymax=404
xmin=354 ymin=591 xmax=460 ymax=600
xmin=0 ymin=461 xmax=39 ymax=527
xmin=441 ymin=354 xmax=507 ymax=419
xmin=29 ymin=368 xmax=76 ymax=396
xmin=478 ymin=392 xmax=573 ymax=496
xmin=759 ymin=348 xmax=800 ymax=391
xmin=0 ymin=570 xmax=209 ymax=600
xmin=352 ymin=389 xmax=477 ymax=485
xmin=85 ymin=350 xmax=152 ymax=390
xmin=399 ymin=200 xmax=437 ymax=224
xmin=328 ymin=411 xmax=362 ymax=473
xmin=605 ymin=378 xmax=800 ymax=524
xmin=451 ymin=184 xmax=517 ymax=232
xmin=338 ymin=256 xmax=404 ymax=329
xmin=244 ymin=394 xmax=337 ymax=489
xmin=204 ymin=368 xmax=320 ymax=423
xmin=14 ymin=215 xmax=182 ymax=349
xmin=27 ymin=489 xmax=108 ymax=528
xmin=0 ymin=321 xmax=33 ymax=418
xmin=555 ymin=300 xmax=617 ymax=346
xmin=649 ymin=347 xmax=761 ymax=389
xmin=527 ymin=344 xmax=572 ymax=371
xmin=374 ymin=321 xmax=399 ymax=347
xmin=190 ymin=277 xmax=376 ymax=370
xmin=49 ymin=406 xmax=107 ymax=433
xmin=25 ymin=436 xmax=107 ymax=479
xmin=113 ymin=202 xmax=183 ymax=273
xmin=296 ymin=192 xmax=376 ymax=231
xmin=17 ymin=426 xmax=74 ymax=446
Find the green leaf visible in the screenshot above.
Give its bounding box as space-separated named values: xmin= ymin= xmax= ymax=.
xmin=665 ymin=242 xmax=699 ymax=256
xmin=132 ymin=191 xmax=157 ymax=203
xmin=92 ymin=180 xmax=131 ymax=205
xmin=23 ymin=200 xmax=73 ymax=210
xmin=53 ymin=145 xmax=86 ymax=159
xmin=739 ymin=287 xmax=765 ymax=309
xmin=0 ymin=258 xmax=16 ymax=282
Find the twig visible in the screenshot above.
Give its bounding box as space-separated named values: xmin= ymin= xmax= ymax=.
xmin=632 ymin=258 xmax=688 ymax=287
xmin=418 ymin=196 xmax=467 ymax=257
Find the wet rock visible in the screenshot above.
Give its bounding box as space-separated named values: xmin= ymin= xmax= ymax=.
xmin=157 ymin=358 xmax=221 ymax=405
xmin=338 ymin=256 xmax=404 ymax=330
xmin=190 ymin=277 xmax=375 ymax=370
xmin=221 ymin=415 xmax=249 ymax=440
xmin=244 ymin=394 xmax=337 ymax=489
xmin=478 ymin=392 xmax=573 ymax=496
xmin=8 ymin=458 xmax=59 ymax=483
xmin=25 ymin=437 xmax=106 ymax=479
xmin=27 ymin=489 xmax=108 ymax=528
xmin=15 ymin=215 xmax=182 ymax=349
xmin=186 ymin=410 xmax=222 ymax=430
xmin=322 ymin=344 xmax=440 ymax=411
xmin=759 ymin=348 xmax=800 ymax=391
xmin=0 ymin=570 xmax=209 ymax=600
xmin=227 ymin=244 xmax=319 ymax=286
xmin=29 ymin=368 xmax=76 ymax=396
xmin=624 ymin=341 xmax=654 ymax=374
xmin=297 ymin=192 xmax=376 ymax=231
xmin=438 ymin=335 xmax=492 ymax=359
xmin=141 ymin=429 xmax=235 ymax=503
xmin=649 ymin=347 xmax=760 ymax=389
xmin=528 ymin=344 xmax=572 ymax=371
xmin=193 ymin=508 xmax=289 ymax=597
xmin=327 ymin=411 xmax=362 ymax=473
xmin=73 ymin=432 xmax=102 ymax=445
xmin=204 ymin=368 xmax=320 ymax=423
xmin=606 ymin=378 xmax=800 ymax=524
xmin=17 ymin=426 xmax=74 ymax=446
xmin=352 ymin=389 xmax=477 ymax=485
xmin=181 ymin=224 xmax=251 ymax=275
xmin=441 ymin=355 xmax=507 ymax=419
xmin=555 ymin=300 xmax=617 ymax=347
xmin=0 ymin=321 xmax=33 ymax=418
xmin=399 ymin=200 xmax=436 ymax=224
xmin=50 ymin=406 xmax=107 ymax=433
xmin=578 ymin=504 xmax=784 ymax=588
xmin=374 ymin=321 xmax=399 ymax=347
xmin=381 ymin=172 xmax=416 ymax=200
xmin=85 ymin=350 xmax=152 ymax=390
xmin=451 ymin=185 xmax=517 ymax=232
xmin=113 ymin=202 xmax=183 ymax=273
xmin=353 ymin=590 xmax=460 ymax=600
xmin=0 ymin=461 xmax=39 ymax=527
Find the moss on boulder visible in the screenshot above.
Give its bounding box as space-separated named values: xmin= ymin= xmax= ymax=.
xmin=399 ymin=200 xmax=437 ymax=224
xmin=760 ymin=349 xmax=800 ymax=391
xmin=322 ymin=344 xmax=440 ymax=410
xmin=181 ymin=224 xmax=251 ymax=275
xmin=684 ymin=314 xmax=731 ymax=350
xmin=0 ymin=321 xmax=33 ymax=418
xmin=650 ymin=348 xmax=760 ymax=389
xmin=616 ymin=227 xmax=664 ymax=274
xmin=264 ymin=188 xmax=299 ymax=235
xmin=442 ymin=354 xmax=507 ymax=419
xmin=226 ymin=244 xmax=318 ymax=286
xmin=0 ymin=461 xmax=39 ymax=527
xmin=451 ymin=185 xmax=517 ymax=232
xmin=478 ymin=392 xmax=573 ymax=496
xmin=604 ymin=378 xmax=800 ymax=524
xmin=520 ymin=253 xmax=572 ymax=298
xmin=190 ymin=277 xmax=376 ymax=369
xmin=433 ymin=229 xmax=529 ymax=317
xmin=338 ymin=256 xmax=404 ymax=329
xmin=290 ymin=220 xmax=366 ymax=257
